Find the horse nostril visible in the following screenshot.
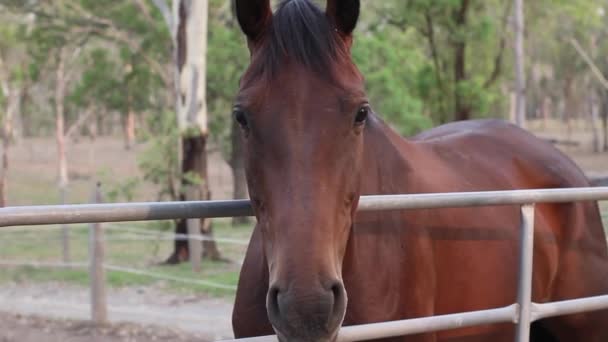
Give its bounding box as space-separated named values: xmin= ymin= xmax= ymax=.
xmin=267 ymin=285 xmax=281 ymax=318
xmin=328 ymin=281 xmax=347 ymax=327
xmin=330 ymin=282 xmax=341 ymax=299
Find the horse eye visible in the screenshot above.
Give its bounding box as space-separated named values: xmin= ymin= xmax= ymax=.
xmin=233 ymin=109 xmax=248 ymax=128
xmin=354 ymin=105 xmax=369 ymax=125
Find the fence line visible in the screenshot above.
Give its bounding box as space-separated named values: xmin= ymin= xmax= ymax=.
xmin=103 ymin=264 xmax=237 ymax=290
xmin=2 ymin=187 xmax=607 ymax=227
xmin=0 ymin=260 xmax=237 ymax=291
xmin=103 ymin=225 xmax=250 ymax=245
xmin=0 ymin=223 xmax=250 ymax=245
xmin=0 ymin=260 xmax=87 ymax=268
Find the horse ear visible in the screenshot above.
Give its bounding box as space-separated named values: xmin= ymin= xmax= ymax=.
xmin=234 ymin=0 xmax=272 ymax=42
xmin=326 ymin=0 xmax=360 ymax=36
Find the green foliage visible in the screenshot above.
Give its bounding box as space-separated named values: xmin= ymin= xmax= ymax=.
xmin=353 ymin=26 xmax=432 ymax=135
xmin=182 ymin=171 xmax=204 ymax=187
xmin=367 ymin=0 xmax=509 ymax=123
xmin=103 ymin=176 xmax=141 ymax=202
xmin=137 ymin=109 xmax=180 ymax=201
xmin=0 ymin=86 xmax=4 ymax=110
xmin=206 ymin=4 xmax=249 ymax=156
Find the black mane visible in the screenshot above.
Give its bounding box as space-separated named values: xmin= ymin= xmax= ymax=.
xmin=253 ymin=0 xmax=347 ymax=77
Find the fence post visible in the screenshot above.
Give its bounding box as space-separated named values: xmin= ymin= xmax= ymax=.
xmin=515 ymin=204 xmax=535 ymax=341
xmin=89 ymin=182 xmax=107 ymax=325
xmin=60 ymin=187 xmax=70 ymax=264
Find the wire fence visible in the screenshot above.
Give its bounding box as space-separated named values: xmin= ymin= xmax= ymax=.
xmin=0 ymin=220 xmax=248 ymax=294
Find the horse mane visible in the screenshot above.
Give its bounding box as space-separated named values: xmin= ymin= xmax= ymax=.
xmin=250 ymin=0 xmax=350 ymax=78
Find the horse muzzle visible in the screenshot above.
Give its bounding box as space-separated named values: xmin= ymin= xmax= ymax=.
xmin=267 ymin=280 xmax=347 ymax=342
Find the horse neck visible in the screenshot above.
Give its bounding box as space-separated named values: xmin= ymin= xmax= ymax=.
xmin=360 ymin=113 xmax=419 ymax=195
xmin=342 ymin=115 xmax=432 ymax=315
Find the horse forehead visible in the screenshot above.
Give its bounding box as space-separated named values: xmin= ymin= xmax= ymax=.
xmin=240 ymin=64 xmax=364 ymax=114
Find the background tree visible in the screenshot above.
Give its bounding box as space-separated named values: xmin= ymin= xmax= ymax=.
xmin=374 ymin=0 xmax=511 ymax=123
xmin=0 ymin=19 xmax=29 ymax=206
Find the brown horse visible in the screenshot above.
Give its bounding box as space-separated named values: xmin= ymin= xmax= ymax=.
xmin=230 ymin=0 xmax=608 ymax=341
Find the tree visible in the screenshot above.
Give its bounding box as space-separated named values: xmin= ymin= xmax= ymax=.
xmin=151 ymin=0 xmax=222 ymax=265
xmin=377 ymin=0 xmax=511 ymax=123
xmin=352 ymin=22 xmax=431 ymax=135
xmin=513 ymin=0 xmax=526 ymax=127
xmin=525 ymin=0 xmax=605 ymax=142
xmin=0 ymin=23 xmax=22 ymax=207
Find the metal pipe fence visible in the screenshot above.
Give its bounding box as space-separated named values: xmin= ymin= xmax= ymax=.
xmin=1 ymin=187 xmax=608 ymax=227
xmin=1 ymin=186 xmax=608 ymax=342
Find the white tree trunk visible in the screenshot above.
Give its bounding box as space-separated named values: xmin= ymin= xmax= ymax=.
xmin=169 ymin=0 xmax=219 ymax=268
xmin=0 ymin=54 xmax=11 ymax=207
xmin=174 ymin=0 xmax=208 ymax=134
xmin=125 ymin=107 xmax=136 ymax=149
xmin=590 ymin=91 xmax=600 ymax=153
xmin=56 ymin=49 xmax=69 ymax=191
xmin=514 ymin=0 xmax=526 ymax=128
xmin=56 ymin=48 xmax=70 ymax=263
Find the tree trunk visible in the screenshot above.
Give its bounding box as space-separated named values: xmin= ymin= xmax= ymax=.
xmin=11 ymin=75 xmax=25 ymax=143
xmin=183 ymin=135 xmax=220 ymax=260
xmin=602 ymin=109 xmax=608 ymax=152
xmin=601 ymin=92 xmax=608 ymax=152
xmin=124 ymin=108 xmax=136 ymax=150
xmin=0 ymin=132 xmax=8 ymax=208
xmin=513 ymin=0 xmax=526 ymax=128
xmin=563 ymin=77 xmax=574 ymax=139
xmin=0 ymin=55 xmax=10 ymax=206
xmin=56 ymin=53 xmax=69 ymax=193
xmin=165 ymin=197 xmax=190 ymax=264
xmin=541 ymin=96 xmax=550 ymax=130
xmin=452 ymin=0 xmax=470 ymax=121
xmin=589 ymin=91 xmax=600 ymax=153
xmin=96 ymin=110 xmax=105 ymax=136
xmin=56 ymin=48 xmax=70 ymax=264
xmin=0 ymin=90 xmax=14 ymax=208
xmin=423 ymin=10 xmax=448 ymax=123
xmin=165 ymin=0 xmax=221 ymax=265
xmin=230 ymin=119 xmax=251 ymax=226
xmin=509 ymin=92 xmax=517 ymax=124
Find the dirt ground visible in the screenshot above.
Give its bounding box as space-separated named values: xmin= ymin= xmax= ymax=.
xmin=0 ymin=312 xmax=209 ymax=342
xmin=0 ymin=281 xmax=234 ymax=342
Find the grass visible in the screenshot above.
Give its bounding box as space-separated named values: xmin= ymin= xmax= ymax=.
xmin=0 ymin=220 xmax=253 ymax=298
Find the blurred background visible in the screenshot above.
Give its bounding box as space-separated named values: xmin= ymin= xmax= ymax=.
xmin=0 ymin=0 xmax=606 ymax=341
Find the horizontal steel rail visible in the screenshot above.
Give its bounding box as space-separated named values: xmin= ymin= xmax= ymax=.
xmin=227 ymin=305 xmax=518 ymax=342
xmin=1 ymin=187 xmax=607 ymax=227
xmin=531 ymin=294 xmax=608 ymax=321
xmin=221 ymin=294 xmax=608 ymax=342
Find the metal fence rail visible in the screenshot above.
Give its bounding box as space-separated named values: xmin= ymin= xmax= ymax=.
xmin=1 ymin=186 xmax=608 ymax=342
xmin=1 ymin=187 xmax=608 ymax=227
